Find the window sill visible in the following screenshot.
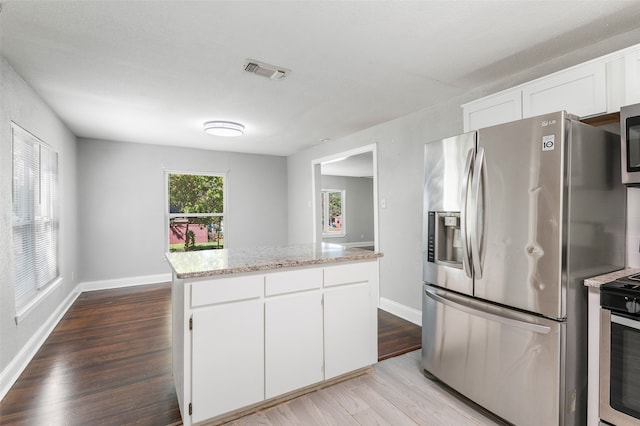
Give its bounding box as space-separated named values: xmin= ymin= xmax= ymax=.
xmin=15 ymin=276 xmax=63 ymax=325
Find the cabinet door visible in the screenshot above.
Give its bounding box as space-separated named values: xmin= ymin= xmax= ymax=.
xmin=191 ymin=299 xmax=264 ymax=423
xmin=522 ymin=62 xmax=606 ymax=118
xmin=462 ymin=89 xmax=523 ymax=132
xmin=324 ymin=281 xmax=376 ymax=379
xmin=625 ymin=49 xmax=640 ymax=105
xmin=265 ymin=290 xmax=323 ymax=398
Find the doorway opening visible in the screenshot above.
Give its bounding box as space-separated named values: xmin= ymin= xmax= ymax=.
xmin=311 ymin=144 xmax=378 ymax=251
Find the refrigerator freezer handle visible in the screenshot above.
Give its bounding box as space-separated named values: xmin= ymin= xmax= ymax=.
xmin=424 ymin=287 xmax=552 ymax=335
xmin=460 ymin=148 xmax=474 ymax=279
xmin=470 ymin=147 xmax=488 ymax=279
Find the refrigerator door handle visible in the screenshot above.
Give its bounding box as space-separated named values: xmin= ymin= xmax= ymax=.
xmin=460 ymin=148 xmax=474 ymax=279
xmin=425 ymin=287 xmax=552 ymax=335
xmin=470 ymin=146 xmax=487 ymax=279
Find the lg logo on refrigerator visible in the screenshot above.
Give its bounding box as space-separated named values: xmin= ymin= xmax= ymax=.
xmin=542 ymin=135 xmax=555 ymax=151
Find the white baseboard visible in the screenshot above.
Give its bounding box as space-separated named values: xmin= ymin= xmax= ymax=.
xmin=79 ymin=273 xmax=172 ymax=292
xmin=0 ymin=284 xmax=81 ymax=401
xmin=378 ymin=297 xmax=422 ymax=326
xmin=0 ymin=273 xmax=173 ymax=401
xmin=339 ymin=241 xmax=375 ymax=248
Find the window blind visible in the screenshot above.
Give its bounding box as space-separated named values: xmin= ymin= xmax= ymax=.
xmin=12 ymin=124 xmax=59 ymax=311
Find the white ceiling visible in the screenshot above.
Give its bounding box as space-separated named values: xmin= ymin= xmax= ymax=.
xmin=2 ymin=1 xmax=640 ymax=156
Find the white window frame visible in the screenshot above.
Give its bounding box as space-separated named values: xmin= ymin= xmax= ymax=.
xmin=165 ymin=171 xmax=227 ymax=251
xmin=321 ymin=189 xmax=346 ymax=238
xmin=12 ymin=122 xmax=61 ymax=323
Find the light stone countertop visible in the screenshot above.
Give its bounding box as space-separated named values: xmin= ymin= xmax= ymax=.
xmin=165 ymin=243 xmax=383 ymax=279
xmin=583 ymin=267 xmax=640 ymax=288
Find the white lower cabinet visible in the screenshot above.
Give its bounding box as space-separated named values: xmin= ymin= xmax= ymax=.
xmin=323 ymin=262 xmax=378 ymax=379
xmin=191 ymin=298 xmax=264 ymax=423
xmin=173 ymin=259 xmax=379 ymax=426
xmin=265 ymin=290 xmax=323 ymax=398
xmin=324 ymin=281 xmax=375 ymax=379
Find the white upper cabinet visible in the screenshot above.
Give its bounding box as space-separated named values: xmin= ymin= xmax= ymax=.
xmin=522 ymin=62 xmax=606 ymax=119
xmin=462 ymin=90 xmax=522 ymax=132
xmin=463 ymin=43 xmax=640 ymax=132
xmin=625 ymin=49 xmax=640 ymax=106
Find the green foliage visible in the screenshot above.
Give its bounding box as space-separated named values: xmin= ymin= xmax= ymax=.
xmin=169 ymin=174 xmax=224 ymax=218
xmin=328 ymin=192 xmax=342 ymax=220
xmin=169 ymin=174 xmax=225 ymax=251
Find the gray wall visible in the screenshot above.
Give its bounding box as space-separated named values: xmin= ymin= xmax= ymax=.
xmin=321 ymin=175 xmax=374 ymax=245
xmin=0 ymin=58 xmax=78 ymax=373
xmin=77 ymin=139 xmax=288 ymax=283
xmin=288 ymin=99 xmax=466 ymax=312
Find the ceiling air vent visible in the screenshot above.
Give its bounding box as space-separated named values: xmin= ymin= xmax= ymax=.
xmin=243 ymin=59 xmax=290 ymax=80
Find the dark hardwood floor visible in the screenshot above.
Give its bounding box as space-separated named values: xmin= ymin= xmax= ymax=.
xmin=377 ymin=308 xmax=422 ymax=361
xmin=0 ymin=283 xmax=421 ymax=425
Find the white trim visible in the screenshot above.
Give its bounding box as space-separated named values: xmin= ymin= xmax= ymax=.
xmin=378 ymin=297 xmax=422 ymax=326
xmin=0 ymin=283 xmax=81 ymax=401
xmin=14 ymin=276 xmax=63 ymax=324
xmin=340 ymin=241 xmax=375 ymax=248
xmin=79 ymin=273 xmax=172 ymax=292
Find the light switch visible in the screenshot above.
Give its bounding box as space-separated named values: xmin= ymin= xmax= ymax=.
xmin=381 ymin=199 xmax=387 ymax=209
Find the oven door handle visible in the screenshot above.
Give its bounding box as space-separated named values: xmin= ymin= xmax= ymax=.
xmin=612 ymin=313 xmax=640 ymax=330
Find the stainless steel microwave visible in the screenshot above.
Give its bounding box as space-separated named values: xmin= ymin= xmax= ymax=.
xmin=621 ymin=103 xmax=640 ymax=185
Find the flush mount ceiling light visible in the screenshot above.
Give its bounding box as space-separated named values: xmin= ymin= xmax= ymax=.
xmin=203 ymin=121 xmax=245 ymax=137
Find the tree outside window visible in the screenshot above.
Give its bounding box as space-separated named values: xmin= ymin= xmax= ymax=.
xmin=168 ymin=173 xmax=225 ymax=252
xmin=322 ymin=189 xmax=345 ymax=237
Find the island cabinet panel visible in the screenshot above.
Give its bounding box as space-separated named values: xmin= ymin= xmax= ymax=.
xmin=191 ymin=298 xmax=264 ymax=423
xmin=324 ymin=261 xmax=375 ymax=287
xmin=265 ymin=290 xmax=324 ymax=398
xmin=323 ymin=262 xmax=378 ymax=379
xmin=265 ymin=267 xmax=322 ymax=295
xmin=191 ymin=275 xmax=263 ymax=307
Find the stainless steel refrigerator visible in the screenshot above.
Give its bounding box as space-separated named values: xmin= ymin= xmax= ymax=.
xmin=421 ymin=111 xmax=626 ymax=426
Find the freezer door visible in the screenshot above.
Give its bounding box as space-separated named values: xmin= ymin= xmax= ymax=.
xmin=423 ymin=132 xmax=476 ymax=295
xmin=474 ymin=112 xmax=566 ymax=318
xmin=422 ymin=285 xmax=567 ymax=426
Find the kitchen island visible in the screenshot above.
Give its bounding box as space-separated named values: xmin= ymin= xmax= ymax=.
xmin=166 ymin=243 xmax=382 ymax=426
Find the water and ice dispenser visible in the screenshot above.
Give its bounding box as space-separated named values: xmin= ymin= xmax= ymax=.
xmin=426 ymin=211 xmax=462 ymax=268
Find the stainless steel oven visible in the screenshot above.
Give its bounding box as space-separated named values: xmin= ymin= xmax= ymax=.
xmin=600 ymin=274 xmax=640 ymax=425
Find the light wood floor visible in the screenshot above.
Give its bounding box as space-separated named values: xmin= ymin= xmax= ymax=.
xmin=0 ymin=283 xmax=506 ymax=425
xmin=227 ymin=350 xmax=506 ymax=426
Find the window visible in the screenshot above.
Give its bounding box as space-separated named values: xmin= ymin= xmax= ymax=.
xmin=168 ymin=172 xmax=225 ymax=252
xmin=321 ymin=189 xmax=345 ymax=237
xmin=12 ymin=123 xmax=59 ymax=312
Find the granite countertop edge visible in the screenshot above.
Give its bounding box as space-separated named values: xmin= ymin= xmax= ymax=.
xmin=166 ymin=244 xmax=383 ymax=280
xmin=584 ymin=267 xmax=640 ymax=288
